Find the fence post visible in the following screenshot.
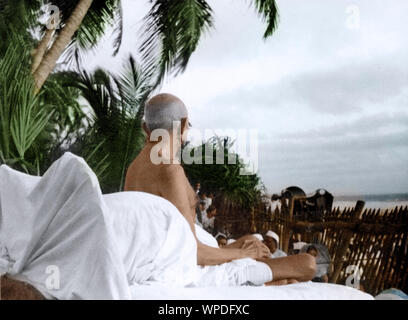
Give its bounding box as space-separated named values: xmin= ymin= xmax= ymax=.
xmin=330 ymin=200 xmax=365 ymax=284
xmin=282 ymin=197 xmax=295 ymax=253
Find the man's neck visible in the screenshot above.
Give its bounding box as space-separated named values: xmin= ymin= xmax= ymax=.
xmin=144 ymin=135 xmax=182 ymax=165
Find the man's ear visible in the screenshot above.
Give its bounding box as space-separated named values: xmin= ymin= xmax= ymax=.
xmin=180 ymin=118 xmax=189 ymax=142
xmin=180 ymin=118 xmax=188 ymax=134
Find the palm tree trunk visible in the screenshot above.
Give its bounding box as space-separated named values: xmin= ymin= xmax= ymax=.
xmin=33 ymin=0 xmax=94 ymax=93
xmin=31 ymin=28 xmax=55 ymax=73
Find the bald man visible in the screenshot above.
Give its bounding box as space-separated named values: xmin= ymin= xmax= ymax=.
xmin=125 ymin=93 xmax=316 ymax=285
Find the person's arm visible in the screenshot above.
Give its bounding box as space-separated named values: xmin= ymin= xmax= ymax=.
xmin=159 ymin=165 xmax=267 ymax=266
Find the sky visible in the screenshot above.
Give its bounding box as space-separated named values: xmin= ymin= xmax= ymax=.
xmin=84 ymin=0 xmax=408 ymax=196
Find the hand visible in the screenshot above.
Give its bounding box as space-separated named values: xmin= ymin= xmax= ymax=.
xmin=248 ymin=238 xmax=271 ymax=256
xmin=241 ymin=239 xmax=270 ymax=259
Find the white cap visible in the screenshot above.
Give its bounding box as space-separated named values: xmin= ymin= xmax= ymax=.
xmin=252 ymin=233 xmax=264 ymax=241
xmin=215 ymin=232 xmax=227 ymax=240
xmin=265 ymin=230 xmax=279 ymax=243
xmin=227 ymin=239 xmax=236 ymax=245
xmin=293 ymin=241 xmax=307 ymax=250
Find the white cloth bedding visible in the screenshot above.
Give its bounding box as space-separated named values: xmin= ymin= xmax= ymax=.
xmin=0 ymin=153 xmax=130 ymax=299
xmin=0 ymin=153 xmax=198 ymax=298
xmin=130 ymin=282 xmax=374 ymax=300
xmin=0 ymin=152 xmax=374 ymax=300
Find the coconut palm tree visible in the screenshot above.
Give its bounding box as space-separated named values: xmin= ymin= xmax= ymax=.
xmin=31 ymin=0 xmax=125 ymax=91
xmin=3 ymin=0 xmax=279 ymax=92
xmin=1 ymin=0 xmax=279 ymax=188
xmin=55 ymin=55 xmax=155 ymax=192
xmin=0 ymin=32 xmax=84 ymax=174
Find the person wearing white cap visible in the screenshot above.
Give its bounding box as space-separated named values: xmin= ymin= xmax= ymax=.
xmin=252 ymin=233 xmax=264 ymax=242
xmin=264 ymin=231 xmax=287 ymax=259
xmin=293 ymin=241 xmax=308 ymax=254
xmin=215 ymin=233 xmax=228 ymax=247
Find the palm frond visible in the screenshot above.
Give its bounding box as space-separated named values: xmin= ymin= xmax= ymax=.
xmin=112 ymin=1 xmax=123 ymax=56
xmin=0 ymin=0 xmax=41 ymax=54
xmin=60 ymin=55 xmax=154 ymax=192
xmin=140 ymin=0 xmax=214 ymax=83
xmin=250 ymin=0 xmax=279 ymax=38
xmin=46 ymin=0 xmax=122 ymax=65
xmin=0 ymin=33 xmax=52 ymax=171
xmin=117 ymin=55 xmax=154 ymax=115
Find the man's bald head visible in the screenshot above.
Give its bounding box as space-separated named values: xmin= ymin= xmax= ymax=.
xmin=144 ymin=93 xmax=188 ymax=131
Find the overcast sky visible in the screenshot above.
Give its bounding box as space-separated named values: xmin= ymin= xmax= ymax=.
xmin=85 ymin=0 xmax=408 ymax=196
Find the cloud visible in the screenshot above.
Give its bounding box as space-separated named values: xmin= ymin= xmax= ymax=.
xmin=280 ymin=112 xmax=408 ymax=140
xmin=209 ymin=54 xmax=408 ymax=115
xmin=288 ymin=58 xmax=408 ymax=114
xmin=259 ymin=112 xmax=408 ymax=194
xmin=82 ymin=0 xmax=408 ymax=195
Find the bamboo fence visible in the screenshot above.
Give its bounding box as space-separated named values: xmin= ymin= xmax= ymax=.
xmin=215 ymin=199 xmax=408 ymax=295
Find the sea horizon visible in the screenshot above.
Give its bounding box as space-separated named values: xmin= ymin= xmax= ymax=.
xmin=334 ymin=192 xmax=408 ymax=202
xmin=333 ymin=193 xmax=408 ymax=209
xmin=266 ymin=192 xmax=408 ymax=210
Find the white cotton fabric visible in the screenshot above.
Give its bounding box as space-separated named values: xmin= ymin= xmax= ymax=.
xmin=271 ymin=249 xmax=287 ymax=259
xmin=0 ymin=152 xmax=373 ymax=300
xmin=0 ymin=153 xmax=130 ymax=299
xmin=193 ymin=258 xmax=273 ymax=287
xmin=195 ymin=224 xmax=218 ymax=248
xmin=104 ymin=192 xmax=197 ymax=287
xmin=204 ymin=198 xmax=212 ymax=209
xmin=0 ymin=153 xmax=198 ymax=299
xmin=239 ymin=261 xmax=273 ymax=286
xmin=194 ymin=224 xmax=273 ymax=286
xmin=130 ymin=282 xmax=374 ymax=300
xmin=201 ymin=213 xmax=215 ymax=233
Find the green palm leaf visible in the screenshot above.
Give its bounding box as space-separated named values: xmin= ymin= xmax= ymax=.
xmin=45 ymin=0 xmax=123 ymax=66
xmin=251 ymin=0 xmax=279 ymax=38
xmin=59 ymin=55 xmax=154 ymax=192
xmin=140 ymin=0 xmax=214 ymax=82
xmin=0 ymin=33 xmax=53 ymax=171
